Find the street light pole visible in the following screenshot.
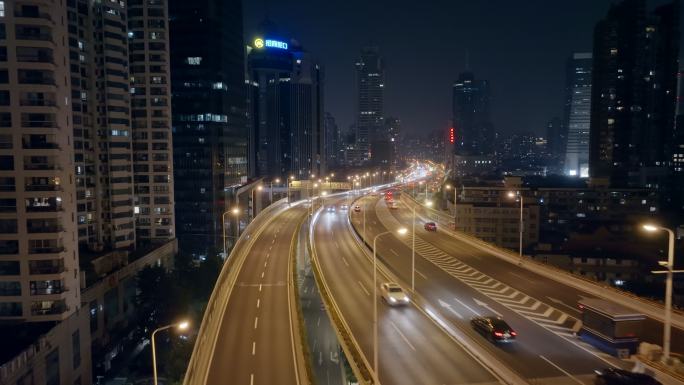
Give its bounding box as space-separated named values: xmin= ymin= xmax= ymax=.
xmin=151 ymin=321 xmax=189 ymax=385
xmin=507 ymin=191 xmax=524 ymax=261
xmin=643 ymin=224 xmax=678 ymax=361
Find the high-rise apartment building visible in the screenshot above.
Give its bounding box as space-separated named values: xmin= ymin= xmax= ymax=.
xmin=563 ymin=52 xmax=592 ymax=178
xmin=0 ymin=0 xmax=80 ymax=322
xmin=589 ymin=0 xmax=679 ymax=186
xmin=170 ymin=0 xmax=248 ymax=256
xmin=356 ymin=47 xmax=384 ymax=163
xmin=248 ymin=34 xmax=325 ymax=178
xmin=452 ymin=71 xmax=494 ymax=157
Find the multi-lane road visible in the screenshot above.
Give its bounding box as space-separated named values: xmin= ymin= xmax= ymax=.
xmin=312 ymin=202 xmax=502 ymax=385
xmin=205 ymin=207 xmax=306 ymax=385
xmin=348 ymin=194 xmax=626 ymax=384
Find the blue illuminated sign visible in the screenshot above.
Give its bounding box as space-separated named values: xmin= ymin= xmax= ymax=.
xmin=254 ymin=38 xmax=288 ymax=50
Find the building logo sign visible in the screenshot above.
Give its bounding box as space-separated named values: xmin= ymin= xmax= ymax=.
xmin=449 ymin=127 xmax=455 ymax=144
xmin=254 ymin=38 xmax=288 ymax=50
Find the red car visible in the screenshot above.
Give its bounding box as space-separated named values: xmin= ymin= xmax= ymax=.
xmin=424 ymin=222 xmax=437 ymax=231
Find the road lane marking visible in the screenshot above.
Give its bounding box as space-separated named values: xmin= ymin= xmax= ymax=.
xmin=539 ymin=355 xmax=584 ymax=385
xmin=342 ymin=257 xmax=349 ymax=267
xmin=357 ymin=280 xmax=370 ymax=296
xmin=454 ymin=298 xmax=480 ymax=316
xmin=254 ymin=317 xmax=258 ymax=329
xmin=250 ymin=374 xmax=254 ymax=385
xmin=259 ymin=284 xmax=262 ymax=292
xmin=389 ymin=248 xmax=398 ymax=256
xmin=261 ymin=271 xmax=265 ymax=279
xmin=317 ymin=316 xmax=321 ymax=327
xmin=256 ymin=299 xmax=260 ymax=308
xmin=266 ymin=253 xmax=269 ymax=259
xmin=415 ymin=269 xmax=427 ymax=279
xmin=390 ymin=321 xmax=416 ymax=351
xmin=509 ymin=272 xmax=527 ymax=280
xmin=547 ymin=297 xmax=581 ymax=314
xmin=438 ymin=299 xmax=463 ymax=319
xmin=252 ymin=341 xmax=256 ymax=355
xmin=264 ymin=261 xmax=268 ymax=267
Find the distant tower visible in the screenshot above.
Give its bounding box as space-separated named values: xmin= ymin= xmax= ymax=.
xmin=452 ymin=72 xmax=494 ymax=156
xmin=355 ymin=47 xmax=384 ymax=163
xmin=563 ymin=53 xmax=592 ymax=177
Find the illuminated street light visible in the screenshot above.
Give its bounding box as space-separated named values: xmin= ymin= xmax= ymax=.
xmin=507 ymin=191 xmax=524 ymax=261
xmin=642 ymin=223 xmax=679 ymax=361
xmin=152 ymin=320 xmax=190 ymax=385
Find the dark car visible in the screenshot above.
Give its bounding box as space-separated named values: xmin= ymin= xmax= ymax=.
xmin=594 ymin=368 xmax=661 ymax=385
xmin=424 ymin=222 xmax=437 ymax=231
xmin=471 ymin=316 xmax=516 ymax=342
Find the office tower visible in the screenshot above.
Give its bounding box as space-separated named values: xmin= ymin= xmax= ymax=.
xmin=545 ymin=117 xmax=564 ymax=157
xmin=325 ymin=113 xmax=340 ymax=168
xmin=385 ymin=117 xmax=401 ymax=168
xmin=248 ymin=33 xmax=325 ymax=178
xmin=0 ymin=0 xmax=79 ymax=322
xmin=356 ymin=47 xmax=384 ymax=162
xmin=170 ymin=0 xmax=248 ymax=255
xmin=589 ymin=0 xmax=679 ymax=186
xmin=563 ymin=52 xmax=593 ymax=178
xmin=452 ymin=72 xmax=494 ymax=156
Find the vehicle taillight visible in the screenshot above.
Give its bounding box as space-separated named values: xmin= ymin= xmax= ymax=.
xmin=510 ymin=331 xmax=517 ymax=336
xmin=494 ymin=332 xmax=503 ymax=337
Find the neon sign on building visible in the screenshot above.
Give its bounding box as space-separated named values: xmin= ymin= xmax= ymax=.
xmin=254 ymin=38 xmax=288 ymax=50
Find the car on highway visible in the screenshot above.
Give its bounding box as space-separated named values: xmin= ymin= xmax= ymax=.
xmin=470 ymin=316 xmax=516 ymax=343
xmin=353 ymin=205 xmax=361 ymax=212
xmin=326 ymin=205 xmax=336 ymax=213
xmin=424 ymin=222 xmax=437 ymax=231
xmin=340 ymin=204 xmax=349 ymax=210
xmin=380 ymin=282 xmax=410 ymax=306
xmin=593 ymin=368 xmax=661 ymax=385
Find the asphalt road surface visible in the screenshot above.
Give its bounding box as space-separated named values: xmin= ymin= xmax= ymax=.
xmin=350 ymin=195 xmax=620 ymax=384
xmin=205 ymin=207 xmax=306 ymax=385
xmin=313 ymin=203 xmax=500 ymax=385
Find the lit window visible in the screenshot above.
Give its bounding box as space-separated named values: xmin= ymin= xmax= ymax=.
xmin=0 ymin=2 xmax=6 ymax=17
xmin=186 ymin=57 xmax=202 ymax=65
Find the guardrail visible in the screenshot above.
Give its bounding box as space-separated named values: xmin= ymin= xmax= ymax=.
xmin=400 ymin=191 xmax=684 ymax=330
xmin=308 ymin=208 xmax=374 ymax=385
xmin=183 ymin=199 xmax=291 ymax=385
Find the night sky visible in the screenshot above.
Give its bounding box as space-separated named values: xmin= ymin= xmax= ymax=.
xmin=244 ymin=0 xmax=683 ymax=138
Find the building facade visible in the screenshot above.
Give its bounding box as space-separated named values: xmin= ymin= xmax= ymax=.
xmin=452 ymin=71 xmax=494 ymax=157
xmin=356 ymin=47 xmax=384 ymax=163
xmin=563 ymin=52 xmax=592 ymax=178
xmin=170 ymin=0 xmax=248 ymax=256
xmin=589 ymin=0 xmax=679 ymax=186
xmin=248 ymin=35 xmax=325 ymax=179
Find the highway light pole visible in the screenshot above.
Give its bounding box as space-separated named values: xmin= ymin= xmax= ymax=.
xmin=507 ymin=191 xmax=524 ymax=261
xmin=287 ymin=175 xmax=294 ymax=205
xmin=372 ymin=228 xmax=407 ymax=383
xmin=642 ymin=224 xmax=682 ymax=362
xmin=222 ymin=207 xmax=241 ymax=257
xmin=270 ymin=178 xmax=280 ymax=205
xmin=152 ymin=320 xmax=189 ymax=385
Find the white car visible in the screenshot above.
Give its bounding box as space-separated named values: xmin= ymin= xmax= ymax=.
xmin=326 ymin=205 xmax=336 ymax=213
xmin=380 ymin=282 xmax=409 ymax=306
xmin=340 ymin=204 xmax=349 ymax=210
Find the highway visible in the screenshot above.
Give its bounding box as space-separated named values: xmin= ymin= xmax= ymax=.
xmin=312 ymin=201 xmax=501 ymax=385
xmin=350 ymin=195 xmax=619 ymax=384
xmin=205 ymin=207 xmax=306 ymax=385
xmin=386 ymin=193 xmax=684 ymax=355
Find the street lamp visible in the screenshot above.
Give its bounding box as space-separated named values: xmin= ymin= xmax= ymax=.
xmin=445 ymin=184 xmax=457 ymax=230
xmin=222 ymin=207 xmax=242 ymax=257
xmin=372 ymin=228 xmax=407 ymax=383
xmin=642 ymin=224 xmax=682 ymax=362
xmin=270 ymin=178 xmax=280 ymax=205
xmin=507 ymin=191 xmax=524 ymax=261
xmin=287 ymin=175 xmax=295 ymax=204
xmin=152 ymin=320 xmax=190 ymax=385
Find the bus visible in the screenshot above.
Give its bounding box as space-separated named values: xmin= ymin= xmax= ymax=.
xmin=577 ymin=298 xmax=645 ymax=358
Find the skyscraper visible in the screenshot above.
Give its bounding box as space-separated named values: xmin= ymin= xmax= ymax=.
xmin=325 ymin=113 xmax=340 ymax=168
xmin=452 ymin=72 xmax=494 ymax=156
xmin=248 ymin=32 xmax=325 ymax=178
xmin=170 ymin=0 xmax=248 ymax=255
xmin=589 ymin=0 xmax=679 ymax=186
xmin=563 ymin=52 xmax=592 ymax=178
xmin=356 ymin=47 xmax=384 ymax=163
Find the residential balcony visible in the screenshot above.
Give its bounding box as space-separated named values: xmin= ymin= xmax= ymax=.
xmin=20 ymin=99 xmax=57 ymax=107
xmin=27 ymin=225 xmax=63 ymax=234
xmin=25 ymin=184 xmax=61 ymax=192
xmin=30 ymin=301 xmax=68 ymax=317
xmin=28 ymin=246 xmax=64 ymax=254
xmin=22 ymin=142 xmax=60 ymax=150
xmin=24 ymin=164 xmax=61 ymax=171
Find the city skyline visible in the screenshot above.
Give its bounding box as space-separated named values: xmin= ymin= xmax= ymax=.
xmin=245 ymin=0 xmax=683 ymax=138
